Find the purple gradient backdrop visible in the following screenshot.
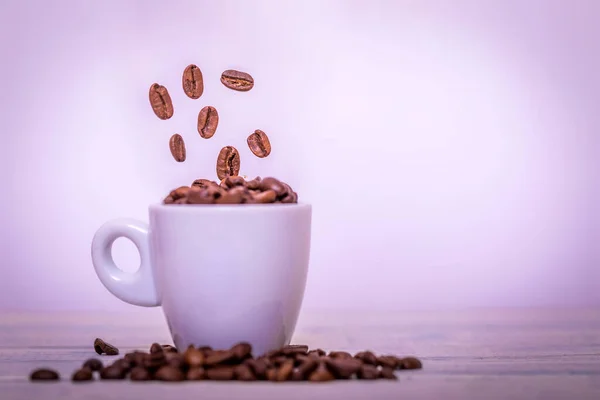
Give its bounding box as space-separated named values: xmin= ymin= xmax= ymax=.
xmin=0 ymin=0 xmax=598 ymax=312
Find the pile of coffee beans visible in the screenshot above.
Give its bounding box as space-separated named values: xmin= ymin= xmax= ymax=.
xmin=164 ymin=176 xmax=298 ymax=205
xmin=30 ymin=340 xmax=422 ymax=383
xmin=150 ymin=63 xmax=273 ymax=184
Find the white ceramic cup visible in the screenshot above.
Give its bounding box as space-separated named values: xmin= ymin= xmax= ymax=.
xmin=90 ymin=203 xmax=312 ymax=356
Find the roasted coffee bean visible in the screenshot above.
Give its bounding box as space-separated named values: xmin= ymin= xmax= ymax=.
xmin=130 ymin=367 xmax=151 ymax=381
xmin=143 ymin=352 xmax=167 ymax=370
xmin=308 ymin=362 xmax=335 ymax=382
xmin=231 ymin=342 xmax=253 ymax=361
xmin=271 ymin=356 xmax=289 ymax=367
xmin=290 ymin=369 xmax=305 ymax=381
xmin=183 ymin=347 xmax=205 ymax=367
xmin=220 ymin=69 xmax=254 ymax=92
xmin=150 ymin=343 xmax=164 ymax=354
xmin=149 ymin=83 xmax=174 ymax=120
xmin=279 ymin=182 xmax=298 ymax=203
xmin=296 ymin=358 xmax=319 ymax=377
xmin=192 ymin=178 xmax=215 ymax=189
xmin=205 ymin=366 xmax=235 ymax=380
xmin=182 ymin=64 xmax=204 ymax=99
xmin=215 ymin=189 xmax=244 ymax=204
xmin=357 ymin=364 xmax=379 ymax=380
xmin=205 ymin=349 xmax=236 ymax=366
xmin=377 ymin=355 xmax=399 ymax=369
xmin=197 ymin=106 xmax=219 ymax=139
xmin=82 ymin=358 xmax=103 ymax=371
xmin=245 ymin=358 xmax=268 ymax=379
xmin=253 ymin=189 xmax=277 ymax=204
xmin=259 ymin=177 xmax=286 ymax=197
xmin=187 ymin=367 xmax=206 ymax=380
xmin=354 ymin=351 xmax=377 ymax=365
xmin=155 ymin=365 xmax=185 ymax=382
xmin=308 ymin=349 xmax=326 ymax=358
xmin=234 ymin=364 xmax=256 ymax=381
xmin=125 ymin=352 xmax=146 ymax=367
xmin=198 ymin=346 xmax=214 ymax=354
xmin=266 ymin=368 xmax=278 ymax=381
xmin=281 ymin=344 xmax=309 ymax=356
xmin=165 ymin=352 xmax=185 ymax=369
xmin=275 ymin=359 xmax=294 ymax=381
xmin=329 ymin=351 xmax=353 ymax=359
xmin=245 ymin=176 xmax=261 ymax=190
xmin=187 ymin=186 xmax=214 ymax=204
xmin=247 ymin=129 xmax=272 ymax=158
xmin=379 ymin=366 xmax=398 ymax=380
xmin=100 ymin=366 xmax=126 ymax=380
xmin=30 ymin=368 xmax=60 ymax=381
xmin=216 ymin=146 xmax=241 ymax=180
xmin=112 ymin=359 xmax=132 ymax=371
xmin=169 ymin=134 xmax=186 ymax=162
xmin=94 ymin=338 xmax=119 ymax=356
xmin=71 ymin=367 xmax=93 ymax=382
xmin=400 ymin=356 xmax=423 ymax=370
xmin=324 ymin=357 xmax=362 ymax=379
xmin=222 ymin=175 xmax=246 ymax=188
xmin=162 ymin=344 xmax=178 ymax=353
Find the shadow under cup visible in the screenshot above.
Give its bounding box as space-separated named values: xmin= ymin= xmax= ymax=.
xmin=91 ymin=203 xmax=312 ymax=356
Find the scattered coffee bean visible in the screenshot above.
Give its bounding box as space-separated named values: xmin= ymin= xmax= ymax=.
xmin=82 ymin=358 xmax=103 ymax=371
xmin=197 ymin=106 xmax=219 ymax=139
xmin=216 ymin=146 xmax=241 ymax=181
xmin=245 ymin=358 xmax=268 ymax=379
xmin=379 ymin=366 xmax=398 ymax=380
xmin=357 ymin=364 xmax=379 ymax=380
xmin=71 ymin=367 xmax=93 ymax=382
xmin=324 ymin=357 xmax=362 ymax=379
xmin=192 ymin=178 xmax=215 ymax=189
xmin=221 ymin=69 xmax=254 ymax=92
xmin=377 ymin=355 xmax=399 ymax=369
xmin=247 ymin=129 xmax=271 ymax=158
xmin=205 ymin=349 xmax=236 ymax=366
xmin=354 ymin=351 xmax=377 ymax=365
xmin=231 ymin=342 xmax=253 ymax=361
xmin=182 ymin=64 xmax=204 ymax=99
xmin=30 ymin=368 xmax=59 ymax=381
xmin=329 ymin=351 xmax=353 ymax=359
xmin=94 ymin=338 xmax=119 ymax=356
xmin=183 ymin=347 xmax=205 ymax=367
xmin=165 ymin=352 xmax=185 ymax=369
xmin=234 ymin=364 xmax=256 ymax=381
xmin=308 ymin=349 xmax=326 ymax=358
xmin=99 ymin=366 xmax=126 ymax=380
xmin=400 ymin=356 xmax=423 ymax=370
xmin=130 ymin=367 xmax=151 ymax=381
xmin=206 ymin=366 xmax=235 ymax=380
xmin=275 ymin=359 xmax=294 ymax=381
xmin=149 ymin=83 xmax=174 ymax=120
xmin=155 ymin=365 xmax=185 ymax=382
xmin=169 ymin=133 xmax=186 ymax=162
xmin=281 ymin=344 xmax=309 ymax=356
xmin=186 ymin=367 xmax=206 ymax=381
xmin=150 ymin=343 xmax=164 ymax=354
xmin=162 ymin=345 xmax=177 ymax=353
xmin=309 ymin=362 xmax=335 ymax=382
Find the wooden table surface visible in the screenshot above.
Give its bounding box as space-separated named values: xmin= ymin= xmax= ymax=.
xmin=1 ymin=307 xmax=599 ymax=399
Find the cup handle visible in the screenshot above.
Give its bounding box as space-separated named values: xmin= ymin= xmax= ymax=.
xmin=91 ymin=218 xmax=160 ymax=307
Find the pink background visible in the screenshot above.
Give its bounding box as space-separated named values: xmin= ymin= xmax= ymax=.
xmin=1 ymin=0 xmax=598 ymax=312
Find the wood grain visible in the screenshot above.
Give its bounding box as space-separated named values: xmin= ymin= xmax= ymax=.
xmin=1 ymin=307 xmax=599 ymax=399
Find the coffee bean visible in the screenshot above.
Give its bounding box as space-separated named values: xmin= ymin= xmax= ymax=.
xmin=245 ymin=358 xmax=268 ymax=379
xmin=94 ymin=338 xmax=119 ymax=356
xmin=205 ymin=349 xmax=236 ymax=366
xmin=290 ymin=369 xmax=305 ymax=381
xmin=182 ymin=64 xmax=204 ymax=99
xmin=324 ymin=357 xmax=362 ymax=379
xmin=354 ymin=351 xmax=377 ymax=365
xmin=275 ymin=359 xmax=294 ymax=381
xmin=247 ymin=129 xmax=272 ymax=158
xmin=245 ymin=176 xmax=261 ymax=190
xmin=30 ymin=368 xmax=60 ymax=381
xmin=112 ymin=359 xmax=132 ymax=372
xmin=165 ymin=352 xmax=185 ymax=369
xmin=234 ymin=364 xmax=256 ymax=381
xmin=308 ymin=362 xmax=335 ymax=382
xmin=271 ymin=356 xmax=289 ymax=367
xmin=130 ymin=367 xmax=151 ymax=381
xmin=231 ymin=342 xmax=253 ymax=361
xmin=82 ymin=358 xmax=103 ymax=371
xmin=162 ymin=344 xmax=178 ymax=353
xmin=216 ymin=146 xmax=240 ymax=181
xmin=205 ymin=366 xmax=235 ymax=380
xmin=183 ymin=347 xmax=205 ymax=367
xmin=155 ymin=365 xmax=185 ymax=382
xmin=150 ymin=343 xmax=164 ymax=354
xmin=266 ymin=368 xmax=278 ymax=381
xmin=259 ymin=177 xmax=286 ymax=197
xmin=221 ymin=175 xmax=246 ymax=188
xmin=187 ymin=186 xmax=215 ymax=204
xmin=308 ymin=349 xmax=326 ymax=358
xmin=71 ymin=367 xmax=93 ymax=382
xmin=400 ymin=356 xmax=423 ymax=370
xmin=143 ymin=352 xmax=167 ymax=370
xmin=215 ymin=189 xmax=244 ymax=204
xmin=149 ymin=83 xmax=174 ymax=120
xmin=221 ymin=69 xmax=254 ymax=92
xmin=169 ymin=134 xmax=186 ymax=162
xmin=281 ymin=344 xmax=309 ymax=356
xmin=356 ymin=364 xmax=379 ymax=380
xmin=377 ymin=355 xmax=399 ymax=369
xmin=253 ymin=189 xmax=277 ymax=204
xmin=296 ymin=358 xmax=319 ymax=378
xmin=329 ymin=351 xmax=353 ymax=359
xmin=379 ymin=366 xmax=398 ymax=380
xmin=186 ymin=367 xmax=206 ymax=380
xmin=100 ymin=366 xmax=126 ymax=380
xmin=197 ymin=106 xmax=219 ymax=139
xmin=125 ymin=351 xmax=146 ymax=367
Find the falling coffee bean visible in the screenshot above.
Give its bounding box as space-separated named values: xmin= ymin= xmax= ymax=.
xmin=169 ymin=134 xmax=186 ymax=162
xmin=130 ymin=367 xmax=151 ymax=381
xmin=197 ymin=106 xmax=219 ymax=139
xmin=94 ymin=338 xmax=119 ymax=356
xmin=220 ymin=69 xmax=254 ymax=92
xmin=71 ymin=367 xmax=93 ymax=382
xmin=149 ymin=83 xmax=174 ymax=120
xmin=82 ymin=358 xmax=103 ymax=371
xmin=216 ymin=146 xmax=240 ymax=181
xmin=247 ymin=129 xmax=272 ymax=158
xmin=30 ymin=368 xmax=60 ymax=381
xmin=182 ymin=64 xmax=204 ymax=99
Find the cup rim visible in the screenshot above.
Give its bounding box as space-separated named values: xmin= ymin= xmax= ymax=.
xmin=149 ymin=202 xmax=311 ymax=212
